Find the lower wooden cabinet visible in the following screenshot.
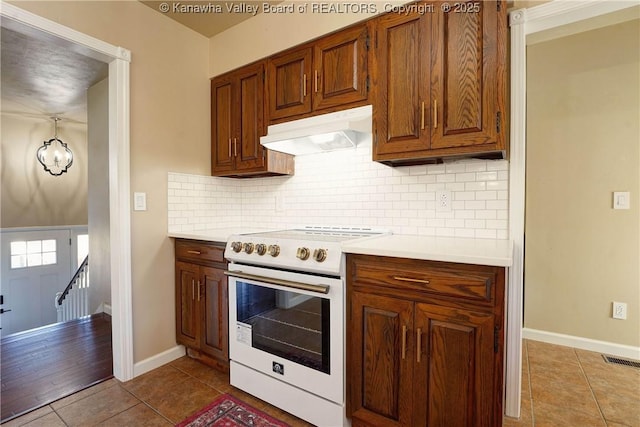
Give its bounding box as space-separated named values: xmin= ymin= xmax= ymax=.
xmin=347 ymin=254 xmax=505 ymax=427
xmin=175 ymin=239 xmax=228 ymax=371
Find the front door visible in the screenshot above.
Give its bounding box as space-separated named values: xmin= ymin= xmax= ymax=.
xmin=0 ymin=229 xmax=72 ymax=337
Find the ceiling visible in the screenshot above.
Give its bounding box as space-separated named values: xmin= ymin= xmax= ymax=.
xmin=140 ymin=1 xmax=283 ymax=38
xmin=0 ymin=18 xmax=108 ymax=124
xmin=1 ymin=1 xmax=277 ymax=125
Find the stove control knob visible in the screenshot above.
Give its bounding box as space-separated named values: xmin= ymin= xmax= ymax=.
xmin=256 ymin=243 xmax=267 ymax=256
xmin=313 ymin=248 xmax=327 ymax=263
xmin=296 ymin=247 xmax=310 ymax=261
xmin=231 ymin=241 xmax=243 ymax=253
xmin=268 ymin=245 xmax=280 ymax=257
xmin=243 ymin=243 xmax=254 ymax=254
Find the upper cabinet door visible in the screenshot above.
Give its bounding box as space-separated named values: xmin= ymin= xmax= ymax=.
xmin=313 ymin=24 xmax=369 ymax=111
xmin=235 ymin=62 xmax=266 ymax=173
xmin=372 ymin=11 xmax=431 ymax=160
xmin=211 ymin=78 xmax=235 ymax=175
xmin=268 ymin=48 xmax=313 ymax=120
xmin=430 ymin=1 xmax=503 ymax=150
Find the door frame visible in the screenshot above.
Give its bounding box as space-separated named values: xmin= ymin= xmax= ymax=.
xmin=507 ymin=0 xmax=638 ymax=418
xmin=0 ymin=3 xmax=134 ymax=381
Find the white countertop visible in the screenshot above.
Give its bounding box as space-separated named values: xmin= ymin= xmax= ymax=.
xmin=341 ymin=234 xmax=513 ymax=267
xmin=170 ymin=229 xmax=513 ymax=267
xmin=168 ymin=227 xmax=276 ymax=243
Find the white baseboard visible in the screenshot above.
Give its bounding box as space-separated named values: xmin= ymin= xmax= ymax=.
xmin=133 ymin=345 xmax=186 ymax=377
xmin=523 ymin=328 xmax=640 ymax=360
xmin=94 ymin=303 xmax=112 ymax=316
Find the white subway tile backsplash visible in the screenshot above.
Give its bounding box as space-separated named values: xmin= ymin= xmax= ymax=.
xmin=465 ymin=181 xmax=486 ymax=191
xmin=487 ymin=160 xmax=509 ymax=171
xmin=476 ymin=191 xmax=498 ymax=201
xmin=167 ymin=152 xmax=509 ymax=239
xmin=476 ymin=171 xmax=498 ymax=181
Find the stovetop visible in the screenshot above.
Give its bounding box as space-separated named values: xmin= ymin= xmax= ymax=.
xmin=224 ymin=227 xmax=385 ymax=276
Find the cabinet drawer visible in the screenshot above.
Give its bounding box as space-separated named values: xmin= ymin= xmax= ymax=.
xmin=175 ymin=240 xmax=225 ymax=264
xmin=352 ymin=259 xmax=495 ymax=303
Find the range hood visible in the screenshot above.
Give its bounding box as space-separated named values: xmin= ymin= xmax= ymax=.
xmin=260 ymin=105 xmax=372 ymax=156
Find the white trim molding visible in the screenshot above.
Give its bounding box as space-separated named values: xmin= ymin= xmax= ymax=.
xmin=507 ymin=0 xmax=639 ymax=420
xmin=133 ymin=345 xmax=187 ymax=377
xmin=523 ymin=329 xmax=640 ymax=361
xmin=1 ymin=1 xmax=134 ymax=382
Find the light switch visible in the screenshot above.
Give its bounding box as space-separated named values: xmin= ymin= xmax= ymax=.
xmin=613 ymin=192 xmax=630 ymax=210
xmin=134 ymin=192 xmax=147 ymax=211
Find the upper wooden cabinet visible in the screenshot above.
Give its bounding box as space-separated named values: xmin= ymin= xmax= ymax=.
xmin=211 ymin=61 xmax=293 ymax=177
xmin=373 ymin=1 xmax=507 ymax=164
xmin=313 ymin=25 xmax=370 ymax=111
xmin=371 ymin=11 xmax=431 ymax=159
xmin=267 ymin=48 xmax=312 ymax=120
xmin=267 ymin=23 xmax=370 ymax=122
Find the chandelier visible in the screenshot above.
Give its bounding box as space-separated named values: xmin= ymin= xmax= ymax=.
xmin=36 ymin=117 xmax=73 ymax=176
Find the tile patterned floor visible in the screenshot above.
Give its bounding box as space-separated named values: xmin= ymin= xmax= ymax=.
xmin=3 ymin=340 xmax=639 ymax=426
xmin=504 ymin=340 xmax=640 ymax=427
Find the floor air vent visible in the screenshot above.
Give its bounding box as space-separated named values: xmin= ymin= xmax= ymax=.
xmin=602 ymin=355 xmax=640 ymax=369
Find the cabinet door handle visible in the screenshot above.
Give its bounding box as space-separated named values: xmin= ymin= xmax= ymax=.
xmin=197 ymin=281 xmax=202 ymax=301
xmin=191 ymin=279 xmax=195 ymax=300
xmin=186 ymin=250 xmax=201 ymax=255
xmin=401 ymin=324 xmax=407 ymax=360
xmin=421 ymin=101 xmax=425 ymax=130
xmin=433 ymin=99 xmax=438 ymax=129
xmin=416 ymin=328 xmax=422 ymax=363
xmin=233 ymin=138 xmax=238 ymax=157
xmin=228 ymin=138 xmax=232 ymax=157
xmin=393 ymin=276 xmax=430 ymax=285
xmin=314 ymin=70 xmax=319 ymax=93
xmin=303 ymin=74 xmax=307 ymax=97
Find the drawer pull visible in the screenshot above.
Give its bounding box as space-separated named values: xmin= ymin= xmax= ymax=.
xmin=401 ymin=325 xmax=407 ymax=360
xmin=186 ymin=250 xmax=201 ymax=255
xmin=393 ymin=276 xmax=430 ymax=285
xmin=416 ymin=328 xmax=422 ymax=363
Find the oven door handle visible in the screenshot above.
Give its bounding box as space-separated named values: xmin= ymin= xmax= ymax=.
xmin=224 ymin=270 xmax=330 ymax=295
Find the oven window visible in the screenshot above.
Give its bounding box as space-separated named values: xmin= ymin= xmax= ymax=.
xmin=236 ymin=281 xmax=330 ymax=374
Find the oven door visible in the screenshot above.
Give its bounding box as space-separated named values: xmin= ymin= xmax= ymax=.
xmin=226 ymin=263 xmax=344 ymax=404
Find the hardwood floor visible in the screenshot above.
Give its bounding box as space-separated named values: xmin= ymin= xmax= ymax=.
xmin=0 ymin=313 xmax=113 ymax=423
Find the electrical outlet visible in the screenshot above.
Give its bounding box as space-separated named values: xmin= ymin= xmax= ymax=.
xmin=436 ymin=190 xmax=452 ymax=212
xmin=612 ymin=302 xmax=627 ymax=320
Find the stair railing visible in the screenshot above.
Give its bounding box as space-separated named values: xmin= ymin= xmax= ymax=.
xmin=55 ymin=255 xmax=89 ymax=322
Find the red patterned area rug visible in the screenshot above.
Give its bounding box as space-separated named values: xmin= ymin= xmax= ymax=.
xmin=175 ymin=393 xmax=291 ymax=427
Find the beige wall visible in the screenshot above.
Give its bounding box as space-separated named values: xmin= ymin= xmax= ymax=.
xmin=87 ymin=78 xmax=111 ymax=313
xmin=9 ymin=1 xmax=211 ymax=362
xmin=525 ymin=19 xmax=640 ymax=347
xmin=208 ymin=1 xmax=389 ymax=77
xmin=1 ymin=114 xmax=88 ymax=227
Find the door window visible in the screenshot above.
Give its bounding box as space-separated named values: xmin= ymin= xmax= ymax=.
xmin=10 ymin=239 xmax=57 ymax=269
